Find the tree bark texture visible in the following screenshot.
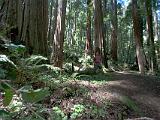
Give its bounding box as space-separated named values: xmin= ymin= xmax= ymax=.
xmin=111 ymin=0 xmax=118 ymax=62
xmin=85 ymin=0 xmax=92 ymax=57
xmin=93 ymin=0 xmax=104 ymax=53
xmin=0 ymin=0 xmax=18 ymax=37
xmin=53 ymin=0 xmax=67 ymax=68
xmin=102 ymin=0 xmax=109 ymax=68
xmin=19 ymin=0 xmax=48 ymax=56
xmin=145 ymin=0 xmax=158 ymax=73
xmin=132 ymin=0 xmax=145 ymax=74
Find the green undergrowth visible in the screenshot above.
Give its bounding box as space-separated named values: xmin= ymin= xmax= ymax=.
xmin=71 ymin=72 xmax=112 ymax=85
xmin=0 ymin=42 xmax=145 ymax=120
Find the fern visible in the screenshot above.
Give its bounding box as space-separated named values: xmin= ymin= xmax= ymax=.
xmin=24 ymin=55 xmax=48 ymax=66
xmin=0 ymin=55 xmax=17 ymax=79
xmin=3 ymin=43 xmax=26 ymax=57
xmin=0 ymin=55 xmax=16 ymax=68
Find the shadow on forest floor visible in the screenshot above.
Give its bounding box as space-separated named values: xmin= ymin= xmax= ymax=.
xmin=50 ymin=71 xmax=160 ymax=119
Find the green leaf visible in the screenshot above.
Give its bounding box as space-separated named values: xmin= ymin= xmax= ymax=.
xmin=18 ymin=85 xmax=33 ymax=92
xmin=52 ymin=107 xmax=66 ymax=119
xmin=71 ymin=112 xmax=79 ymax=119
xmin=21 ymin=88 xmax=50 ymax=103
xmin=0 ymin=110 xmax=10 ymax=116
xmin=25 ymin=55 xmax=48 ymax=65
xmin=16 ymin=45 xmax=26 ymax=54
xmin=0 ymin=55 xmax=16 ymax=68
xmin=3 ymin=44 xmax=26 ymax=55
xmin=1 ymin=82 xmax=10 ymax=90
xmin=0 ymin=55 xmax=17 ymax=80
xmin=3 ymin=89 xmax=14 ymax=106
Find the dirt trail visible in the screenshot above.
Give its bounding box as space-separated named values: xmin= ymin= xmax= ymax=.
xmin=51 ymin=72 xmax=160 ymax=119
xmin=99 ymin=72 xmax=160 ymax=119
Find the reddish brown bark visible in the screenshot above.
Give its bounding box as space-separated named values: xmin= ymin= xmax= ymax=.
xmin=145 ymin=0 xmax=158 ymax=73
xmin=53 ymin=0 xmax=67 ymax=68
xmin=93 ymin=0 xmax=103 ymax=53
xmin=111 ymin=0 xmax=118 ymax=62
xmin=85 ymin=0 xmax=92 ymax=57
xmin=132 ymin=0 xmax=145 ymax=74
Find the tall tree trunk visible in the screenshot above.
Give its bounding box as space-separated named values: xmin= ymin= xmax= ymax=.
xmin=0 ymin=0 xmax=8 ymax=32
xmin=111 ymin=0 xmax=118 ymax=62
xmin=0 ymin=0 xmax=18 ymax=40
xmin=17 ymin=0 xmax=24 ymax=41
xmin=153 ymin=7 xmax=160 ymax=59
xmin=48 ymin=0 xmax=53 ymax=46
xmin=85 ymin=0 xmax=92 ymax=57
xmin=93 ymin=0 xmax=104 ymax=53
xmin=52 ymin=0 xmax=58 ymax=41
xmin=6 ymin=0 xmax=18 ymax=27
xmin=50 ymin=0 xmax=58 ymax=62
xmin=102 ymin=0 xmax=108 ymax=68
xmin=145 ymin=0 xmax=158 ymax=73
xmin=153 ymin=10 xmax=159 ymax=42
xmin=20 ymin=0 xmax=30 ymax=46
xmin=132 ymin=0 xmax=145 ymax=74
xmin=53 ymin=0 xmax=67 ymax=68
xmin=20 ymin=0 xmax=48 ymax=56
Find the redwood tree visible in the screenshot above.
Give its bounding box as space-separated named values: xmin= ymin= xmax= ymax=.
xmin=52 ymin=0 xmax=67 ymax=68
xmin=111 ymin=0 xmax=118 ymax=62
xmin=18 ymin=0 xmax=48 ymax=56
xmin=132 ymin=0 xmax=145 ymax=74
xmin=145 ymin=0 xmax=158 ymax=73
xmin=85 ymin=0 xmax=92 ymax=57
xmin=52 ymin=0 xmax=58 ymax=43
xmin=0 ymin=0 xmax=18 ymax=39
xmin=50 ymin=0 xmax=58 ymax=62
xmin=93 ymin=0 xmax=104 ymax=53
xmin=103 ymin=0 xmax=109 ymax=68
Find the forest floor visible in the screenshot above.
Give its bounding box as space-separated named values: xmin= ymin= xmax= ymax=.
xmin=51 ymin=71 xmax=160 ymax=120
xmin=107 ymin=72 xmax=160 ymax=120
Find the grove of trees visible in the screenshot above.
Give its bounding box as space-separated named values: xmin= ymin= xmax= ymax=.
xmin=0 ymin=0 xmax=160 ymax=74
xmin=0 ymin=0 xmax=160 ymax=119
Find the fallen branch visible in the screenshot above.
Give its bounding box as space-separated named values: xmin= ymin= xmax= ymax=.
xmin=0 ymin=79 xmax=11 ymax=82
xmin=125 ymin=117 xmax=154 ymax=120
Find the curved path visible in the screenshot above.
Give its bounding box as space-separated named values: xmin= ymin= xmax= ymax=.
xmin=101 ymin=72 xmax=160 ymax=119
